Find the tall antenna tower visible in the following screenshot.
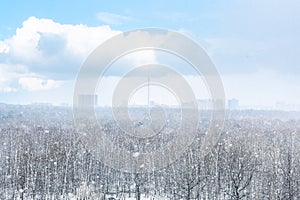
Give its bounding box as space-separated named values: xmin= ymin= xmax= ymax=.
xmin=147 ymin=76 xmax=150 ymax=113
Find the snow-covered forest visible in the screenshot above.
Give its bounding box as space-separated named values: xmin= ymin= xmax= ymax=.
xmin=0 ymin=104 xmax=300 ymax=199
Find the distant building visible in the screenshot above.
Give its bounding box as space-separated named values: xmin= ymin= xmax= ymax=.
xmin=275 ymin=101 xmax=297 ymax=111
xmin=197 ymin=99 xmax=213 ymax=110
xmin=228 ymin=99 xmax=239 ymax=110
xmin=197 ymin=99 xmax=225 ymax=110
xmin=78 ymin=94 xmax=98 ymax=107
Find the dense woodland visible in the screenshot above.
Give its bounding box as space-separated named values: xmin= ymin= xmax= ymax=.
xmin=0 ymin=104 xmax=300 ymax=199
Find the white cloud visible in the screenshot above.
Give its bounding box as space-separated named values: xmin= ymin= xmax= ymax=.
xmin=18 ymin=77 xmax=62 ymax=91
xmin=0 ymin=87 xmax=17 ymax=92
xmin=96 ymin=12 xmax=131 ymax=25
xmin=1 ymin=15 xmax=298 ymax=107
xmin=0 ymin=41 xmax=9 ymax=53
xmin=0 ymin=63 xmax=27 ymax=92
xmin=123 ymin=50 xmax=157 ymax=67
xmin=3 ymin=16 xmax=121 ymax=68
xmin=0 ymin=16 xmax=122 ymax=93
xmin=0 ymin=16 xmax=160 ymax=102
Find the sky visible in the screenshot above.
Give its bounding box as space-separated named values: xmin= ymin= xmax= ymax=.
xmin=0 ymin=0 xmax=299 ymax=109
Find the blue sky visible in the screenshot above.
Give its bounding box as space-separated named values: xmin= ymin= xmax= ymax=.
xmin=0 ymin=0 xmax=299 ymax=108
xmin=0 ymin=0 xmax=221 ymax=33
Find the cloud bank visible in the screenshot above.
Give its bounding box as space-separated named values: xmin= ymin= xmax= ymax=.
xmin=0 ymin=15 xmax=299 ymax=108
xmin=96 ymin=12 xmax=131 ymax=25
xmin=0 ymin=16 xmax=120 ymax=92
